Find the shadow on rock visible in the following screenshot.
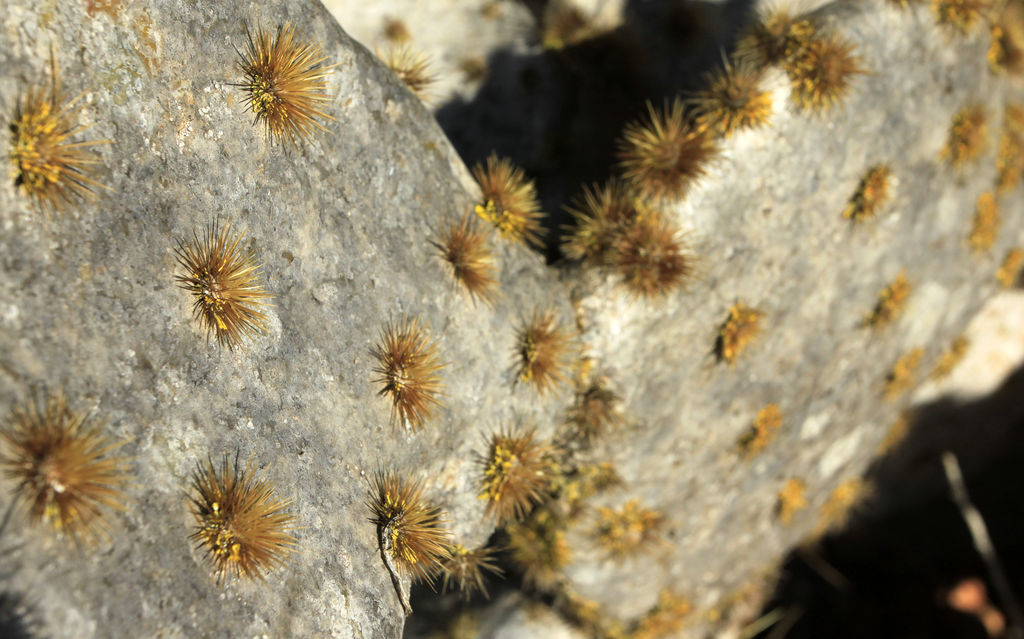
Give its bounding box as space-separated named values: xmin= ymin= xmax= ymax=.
xmin=0 ymin=503 xmax=37 ymax=639
xmin=753 ymin=363 xmax=1024 ymax=639
xmin=0 ymin=591 xmax=38 ymax=639
xmin=435 ymin=0 xmax=757 ymax=261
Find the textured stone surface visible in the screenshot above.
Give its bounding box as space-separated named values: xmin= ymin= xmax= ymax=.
xmin=321 ymin=0 xmax=539 ymax=109
xmin=0 ymin=0 xmax=1022 ymax=638
xmin=560 ymin=2 xmax=1024 ymax=632
xmin=407 ymin=592 xmax=587 ymax=639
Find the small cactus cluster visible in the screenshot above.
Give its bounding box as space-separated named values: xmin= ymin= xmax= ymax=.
xmin=505 ymin=507 xmax=571 ymax=588
xmin=431 ymin=213 xmax=499 ymax=305
xmin=693 ymin=58 xmax=774 ymax=136
xmin=555 ymin=586 xmax=692 ymax=639
xmin=439 ymin=544 xmax=503 ymax=599
xmin=365 ymin=465 xmax=503 ymax=608
xmin=884 ymin=347 xmax=925 ymax=400
xmin=371 ymin=317 xmax=447 ymax=431
xmin=566 ymin=378 xmax=624 ymax=443
xmin=738 ymin=404 xmax=783 ymax=457
xmin=932 ymin=0 xmax=990 ymax=33
xmin=540 ymin=0 xmax=597 ymax=50
xmin=0 ymin=393 xmax=128 ymax=546
xmin=379 ymin=44 xmax=436 ymax=98
xmin=879 ymin=411 xmax=914 ymax=454
xmin=468 ymin=374 xmax=672 ymax=634
xmin=617 ymin=99 xmax=717 ymax=203
xmin=776 ymin=478 xmax=808 ymax=524
xmin=471 ymin=403 xmax=637 ymax=597
xmin=997 ymin=104 xmax=1024 ymax=192
xmin=369 ymin=8 xmax=438 ymax=97
xmin=736 ymin=4 xmax=865 ymax=111
xmin=174 ymin=221 xmax=271 ymax=349
xmin=716 ymin=302 xmax=764 ymax=365
xmin=563 ymin=177 xmax=694 ymax=298
xmin=815 ymin=478 xmax=871 ymax=534
xmin=866 ymin=271 xmax=912 ymax=329
xmin=472 ymin=154 xmax=546 ymax=248
xmin=997 ymin=247 xmax=1024 ymax=286
xmin=513 ymin=309 xmax=574 ymax=393
xmin=236 ymin=23 xmax=335 ymax=147
xmin=479 ymin=427 xmax=556 ymax=523
xmin=188 ymin=456 xmax=297 ymax=583
xmin=843 ymin=165 xmax=893 ymax=222
xmin=931 ymin=335 xmax=971 ymax=380
xmin=366 ymin=470 xmax=450 ymax=585
xmin=630 ymin=590 xmax=693 ymax=639
xmin=969 ymin=192 xmax=1000 ymax=252
xmin=428 ymin=153 xmax=547 ymax=307
xmin=944 ymin=105 xmax=988 ymax=169
xmin=8 ymin=50 xmax=110 ymax=212
xmin=594 ymin=499 xmax=664 ymax=559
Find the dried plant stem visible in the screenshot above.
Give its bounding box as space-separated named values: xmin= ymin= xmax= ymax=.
xmin=379 ymin=519 xmax=413 ymax=616
xmin=796 ymin=544 xmax=851 ymax=592
xmin=942 ymin=452 xmax=1024 ymax=638
xmin=738 ymin=607 xmax=786 ymax=639
xmin=765 ymin=606 xmax=804 ymax=639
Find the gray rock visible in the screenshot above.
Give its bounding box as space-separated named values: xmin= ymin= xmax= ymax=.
xmin=1 ymin=1 xmax=565 ymax=637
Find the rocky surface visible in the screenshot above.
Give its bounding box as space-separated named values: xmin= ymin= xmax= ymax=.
xmin=562 ymin=1 xmax=1023 ymax=626
xmin=0 ymin=0 xmax=1022 ymax=638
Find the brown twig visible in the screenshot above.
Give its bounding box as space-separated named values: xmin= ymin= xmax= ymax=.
xmin=942 ymin=452 xmax=1024 ymax=638
xmin=379 ymin=520 xmax=413 ymax=616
